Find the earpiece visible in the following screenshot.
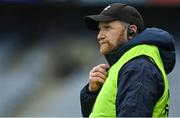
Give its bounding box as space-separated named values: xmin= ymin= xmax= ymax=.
xmin=127 ymin=25 xmax=134 ymax=37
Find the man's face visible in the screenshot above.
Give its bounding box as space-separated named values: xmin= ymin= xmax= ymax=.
xmin=97 ymin=21 xmax=128 ymax=55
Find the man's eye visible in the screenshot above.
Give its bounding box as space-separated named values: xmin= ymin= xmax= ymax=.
xmin=104 ymin=26 xmax=111 ymax=30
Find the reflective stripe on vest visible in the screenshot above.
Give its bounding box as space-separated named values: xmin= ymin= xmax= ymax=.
xmin=90 ymin=44 xmax=169 ymax=117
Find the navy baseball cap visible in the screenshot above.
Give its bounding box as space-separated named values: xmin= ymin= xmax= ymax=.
xmin=85 ymin=3 xmax=144 ymax=32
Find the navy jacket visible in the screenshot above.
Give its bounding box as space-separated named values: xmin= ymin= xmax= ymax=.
xmin=80 ymin=28 xmax=176 ymax=117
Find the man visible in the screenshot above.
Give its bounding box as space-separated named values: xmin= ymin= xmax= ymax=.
xmin=80 ymin=3 xmax=175 ymax=117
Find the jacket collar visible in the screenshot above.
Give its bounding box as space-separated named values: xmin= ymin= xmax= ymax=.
xmin=105 ymin=43 xmax=128 ymax=66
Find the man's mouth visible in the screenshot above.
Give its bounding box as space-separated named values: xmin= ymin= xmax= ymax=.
xmin=99 ymin=41 xmax=107 ymax=45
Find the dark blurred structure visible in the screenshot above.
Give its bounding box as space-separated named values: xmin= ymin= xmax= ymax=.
xmin=0 ymin=0 xmax=180 ymax=117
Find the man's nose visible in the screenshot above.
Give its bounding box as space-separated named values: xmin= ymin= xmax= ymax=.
xmin=97 ymin=30 xmax=105 ymax=40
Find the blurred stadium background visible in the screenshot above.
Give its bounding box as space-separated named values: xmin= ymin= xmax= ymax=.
xmin=0 ymin=0 xmax=180 ymax=117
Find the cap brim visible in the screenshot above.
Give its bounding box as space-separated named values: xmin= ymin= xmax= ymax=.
xmin=85 ymin=14 xmax=114 ymax=30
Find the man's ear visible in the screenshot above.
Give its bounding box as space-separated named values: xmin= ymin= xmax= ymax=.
xmin=127 ymin=25 xmax=137 ymax=40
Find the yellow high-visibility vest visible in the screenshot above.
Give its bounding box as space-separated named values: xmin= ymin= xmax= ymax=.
xmin=90 ymin=44 xmax=169 ymax=117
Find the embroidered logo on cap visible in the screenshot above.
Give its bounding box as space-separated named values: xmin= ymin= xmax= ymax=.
xmin=103 ymin=5 xmax=111 ymax=11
